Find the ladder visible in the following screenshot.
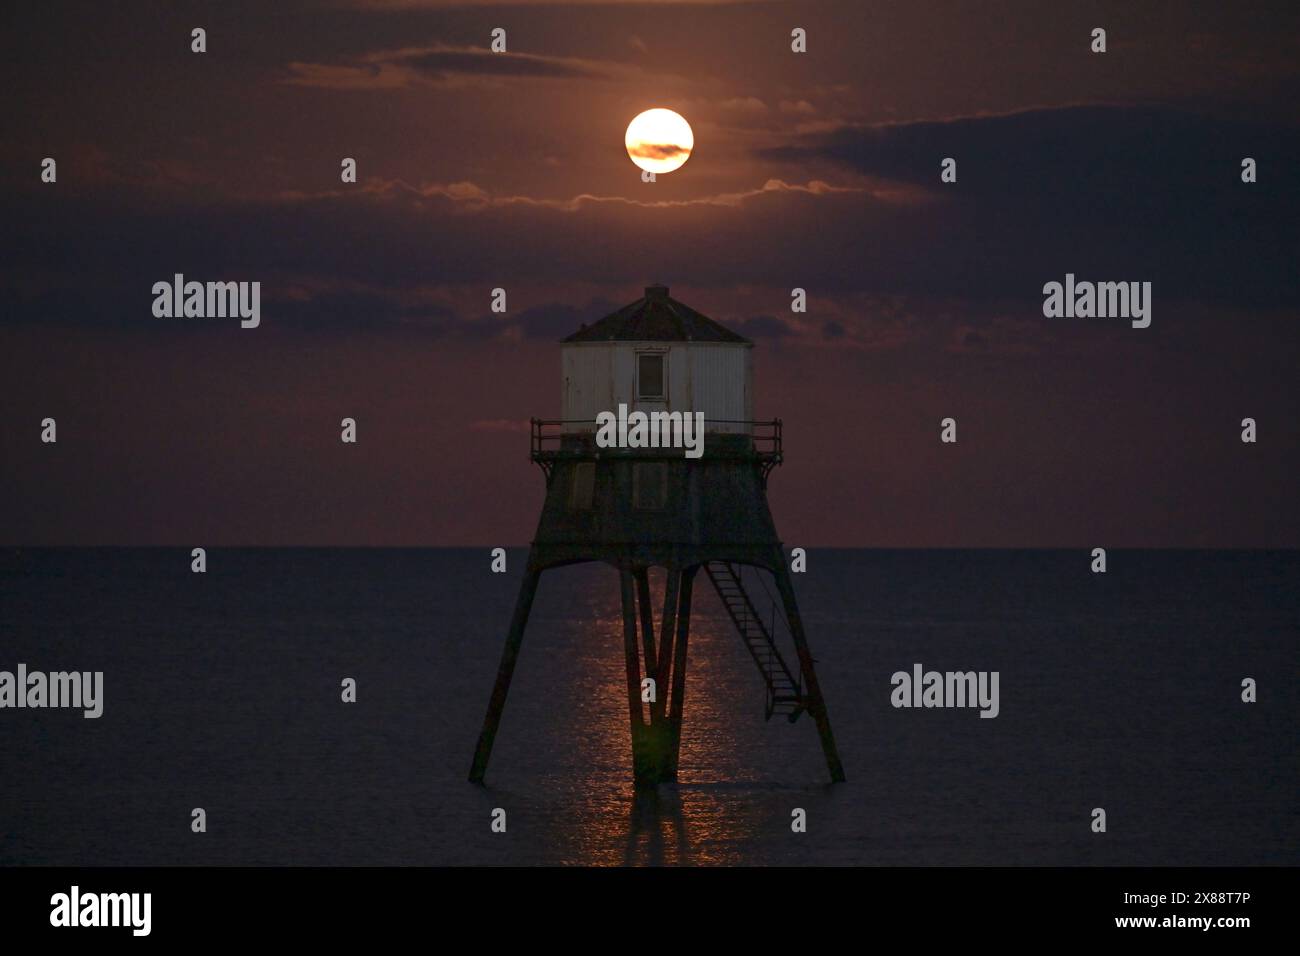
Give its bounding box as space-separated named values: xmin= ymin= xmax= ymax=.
xmin=704 ymin=561 xmax=805 ymax=722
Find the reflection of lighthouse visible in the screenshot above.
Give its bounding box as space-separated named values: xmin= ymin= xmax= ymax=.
xmin=469 ymin=285 xmax=845 ymax=788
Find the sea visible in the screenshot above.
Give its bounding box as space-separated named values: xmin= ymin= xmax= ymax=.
xmin=1 ymin=548 xmax=1295 ymax=866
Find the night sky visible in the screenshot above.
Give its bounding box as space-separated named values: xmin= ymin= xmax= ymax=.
xmin=2 ymin=0 xmax=1296 ymax=547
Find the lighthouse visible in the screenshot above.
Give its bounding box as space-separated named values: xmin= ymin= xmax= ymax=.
xmin=469 ymin=285 xmax=845 ymax=787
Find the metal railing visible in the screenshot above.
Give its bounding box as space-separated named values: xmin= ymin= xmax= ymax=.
xmin=528 ymin=417 xmax=783 ymax=478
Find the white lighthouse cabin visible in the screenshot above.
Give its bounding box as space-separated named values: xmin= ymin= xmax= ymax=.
xmin=558 ymin=285 xmax=753 ymax=435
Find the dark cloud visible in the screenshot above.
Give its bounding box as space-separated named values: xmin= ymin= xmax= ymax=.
xmin=397 ymin=48 xmax=606 ymax=81
xmin=514 ymin=298 xmax=621 ymax=340
xmin=284 ymin=45 xmax=611 ymax=89
xmin=765 ymin=105 xmax=1300 ymax=308
xmin=733 ymin=314 xmax=793 ymax=339
xmin=267 ymin=291 xmax=459 ymax=333
xmin=5 ymin=100 xmax=1295 ymax=344
xmin=629 ymin=143 xmax=689 ymax=160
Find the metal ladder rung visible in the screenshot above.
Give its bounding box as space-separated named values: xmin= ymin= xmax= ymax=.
xmin=704 ymin=560 xmax=805 ymax=723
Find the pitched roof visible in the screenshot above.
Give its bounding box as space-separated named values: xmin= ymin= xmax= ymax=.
xmin=562 ymin=285 xmax=750 ymax=344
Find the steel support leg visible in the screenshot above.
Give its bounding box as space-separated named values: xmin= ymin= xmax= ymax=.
xmin=468 ymin=567 xmax=542 ymax=784
xmin=772 ymin=556 xmax=846 ymax=783
xmin=665 ymin=565 xmax=697 ymax=780
xmin=621 ymin=566 xmax=661 ymax=788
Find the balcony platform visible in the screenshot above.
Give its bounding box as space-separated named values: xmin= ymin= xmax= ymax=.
xmin=528 ymin=418 xmax=782 ymax=482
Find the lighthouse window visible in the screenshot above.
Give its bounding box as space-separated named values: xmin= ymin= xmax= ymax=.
xmin=569 ymin=462 xmax=596 ymax=510
xmin=637 ymin=353 xmax=665 ymax=400
xmin=633 ymin=462 xmax=667 ymax=510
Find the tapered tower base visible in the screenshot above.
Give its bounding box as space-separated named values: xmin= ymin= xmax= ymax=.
xmin=468 ymin=549 xmax=843 ymax=788
xmin=468 ymin=422 xmax=844 ymax=787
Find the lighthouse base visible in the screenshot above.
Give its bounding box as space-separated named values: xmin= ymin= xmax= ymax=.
xmin=468 ymin=548 xmax=845 ymax=789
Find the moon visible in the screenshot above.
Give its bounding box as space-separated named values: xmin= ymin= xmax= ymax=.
xmin=625 ymin=108 xmax=694 ymax=174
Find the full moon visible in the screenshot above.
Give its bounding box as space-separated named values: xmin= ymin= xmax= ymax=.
xmin=625 ymin=108 xmax=694 ymax=174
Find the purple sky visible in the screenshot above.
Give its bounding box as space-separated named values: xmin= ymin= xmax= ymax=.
xmin=1 ymin=0 xmax=1296 ymax=546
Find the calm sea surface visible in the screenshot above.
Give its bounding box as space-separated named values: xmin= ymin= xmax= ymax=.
xmin=1 ymin=548 xmax=1295 ymax=866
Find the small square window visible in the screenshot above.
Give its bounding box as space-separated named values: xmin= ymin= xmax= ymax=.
xmin=637 ymin=353 xmax=665 ymax=400
xmin=633 ymin=462 xmax=666 ymax=510
xmin=569 ymin=462 xmax=595 ymax=510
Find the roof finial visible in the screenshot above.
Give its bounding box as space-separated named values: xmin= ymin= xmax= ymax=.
xmin=645 ymin=282 xmax=669 ymax=299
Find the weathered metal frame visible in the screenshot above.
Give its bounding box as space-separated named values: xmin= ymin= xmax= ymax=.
xmin=468 ymin=418 xmax=842 ymax=789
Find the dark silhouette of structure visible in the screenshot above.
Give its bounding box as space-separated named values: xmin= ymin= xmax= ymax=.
xmin=469 ymin=286 xmax=845 ymax=788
